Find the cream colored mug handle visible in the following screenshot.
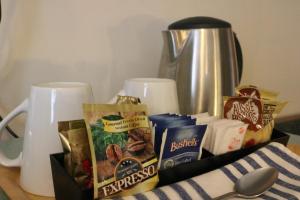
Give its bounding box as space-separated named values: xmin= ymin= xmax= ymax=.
xmin=108 ymin=89 xmax=125 ymax=104
xmin=0 ymin=99 xmax=29 ymax=167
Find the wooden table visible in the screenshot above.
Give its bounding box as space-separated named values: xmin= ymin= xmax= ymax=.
xmin=1 ymin=144 xmax=299 ymax=200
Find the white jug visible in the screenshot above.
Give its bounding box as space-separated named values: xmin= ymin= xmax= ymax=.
xmin=0 ymin=82 xmax=93 ymax=197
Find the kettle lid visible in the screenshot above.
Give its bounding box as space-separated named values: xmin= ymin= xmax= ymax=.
xmin=168 ymin=16 xmax=231 ymax=30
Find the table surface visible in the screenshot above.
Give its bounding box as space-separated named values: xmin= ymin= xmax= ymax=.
xmin=1 ymin=144 xmax=299 ymax=200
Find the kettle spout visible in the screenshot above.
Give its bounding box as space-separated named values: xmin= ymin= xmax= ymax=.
xmin=162 ymin=30 xmax=190 ymax=61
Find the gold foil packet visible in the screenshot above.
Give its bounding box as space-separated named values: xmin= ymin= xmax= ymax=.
xmin=116 ymin=95 xmax=141 ymax=105
xmin=58 ymin=120 xmax=92 ymax=189
xmin=83 ymin=104 xmax=158 ymax=199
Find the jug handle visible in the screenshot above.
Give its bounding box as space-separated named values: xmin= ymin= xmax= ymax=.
xmin=108 ymin=90 xmax=126 ymax=104
xmin=0 ymin=99 xmax=29 ymax=167
xmin=234 ymin=32 xmax=243 ymax=82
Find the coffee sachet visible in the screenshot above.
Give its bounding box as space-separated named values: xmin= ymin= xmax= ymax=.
xmin=83 ymin=104 xmax=158 ymax=199
xmin=58 ymin=120 xmax=92 ymax=189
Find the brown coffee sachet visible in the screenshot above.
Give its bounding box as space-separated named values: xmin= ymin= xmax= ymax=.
xmin=83 ymin=104 xmax=158 ymax=199
xmin=58 ymin=120 xmax=92 ymax=189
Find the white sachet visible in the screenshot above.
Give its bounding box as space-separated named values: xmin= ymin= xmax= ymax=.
xmin=214 ymin=123 xmax=248 ymax=155
xmin=193 ymin=115 xmax=218 ymax=151
xmin=211 ymin=119 xmax=243 ymax=154
xmin=210 ymin=119 xmax=247 ymax=155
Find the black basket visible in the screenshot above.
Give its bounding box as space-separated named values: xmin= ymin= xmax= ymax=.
xmin=50 ymin=129 xmax=289 ymax=200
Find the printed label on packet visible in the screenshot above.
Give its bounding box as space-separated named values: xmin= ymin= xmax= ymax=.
xmin=238 ymin=87 xmax=261 ymax=99
xmin=224 ymin=97 xmax=263 ymax=131
xmin=235 ymin=85 xmax=279 ymax=100
xmin=100 ymin=158 xmax=157 ymax=197
xmin=158 ymin=125 xmax=207 ymax=170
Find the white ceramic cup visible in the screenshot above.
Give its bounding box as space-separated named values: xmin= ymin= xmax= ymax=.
xmin=110 ymin=78 xmax=179 ymax=115
xmin=0 ymin=82 xmax=93 ymax=197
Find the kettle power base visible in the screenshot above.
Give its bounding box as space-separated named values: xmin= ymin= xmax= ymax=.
xmin=50 ymin=129 xmax=289 ymax=200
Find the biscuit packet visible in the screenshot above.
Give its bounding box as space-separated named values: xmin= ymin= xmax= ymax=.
xmin=235 ymin=85 xmax=278 ymax=100
xmin=223 ymin=96 xmax=287 ymax=147
xmin=83 ymin=104 xmax=158 ymax=199
xmin=116 ymin=95 xmax=141 ymax=105
xmin=58 ymin=120 xmax=92 ymax=189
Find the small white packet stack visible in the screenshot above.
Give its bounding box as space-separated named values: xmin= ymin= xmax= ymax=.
xmin=211 ymin=119 xmax=248 ymax=155
xmin=192 ymin=114 xmax=248 ymax=155
xmin=191 ymin=113 xmax=219 ymax=152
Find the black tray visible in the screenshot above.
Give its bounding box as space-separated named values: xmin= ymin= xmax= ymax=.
xmin=50 ymin=129 xmax=289 ymax=200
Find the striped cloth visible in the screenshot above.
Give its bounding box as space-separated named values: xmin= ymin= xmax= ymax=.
xmin=119 ymin=142 xmax=300 ymax=200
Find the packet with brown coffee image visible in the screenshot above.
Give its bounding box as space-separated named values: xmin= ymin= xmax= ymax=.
xmin=83 ymin=104 xmax=158 ymax=199
xmin=58 ymin=120 xmax=93 ymax=189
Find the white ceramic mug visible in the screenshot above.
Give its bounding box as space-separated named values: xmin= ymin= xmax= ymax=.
xmin=110 ymin=78 xmax=179 ymax=115
xmin=0 ymin=82 xmax=93 ymax=197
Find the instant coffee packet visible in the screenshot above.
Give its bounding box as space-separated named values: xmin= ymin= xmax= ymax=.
xmin=223 ymin=96 xmax=287 ymax=147
xmin=83 ymin=104 xmax=158 ymax=199
xmin=58 ymin=120 xmax=92 ymax=189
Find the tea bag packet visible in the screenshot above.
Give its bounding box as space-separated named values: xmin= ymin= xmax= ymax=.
xmin=58 ymin=120 xmax=92 ymax=189
xmin=148 ymin=113 xmax=183 ymax=147
xmin=149 ymin=113 xmax=192 ymax=149
xmin=158 ymin=125 xmax=207 ymax=170
xmin=194 ymin=115 xmax=219 ymax=152
xmin=191 ymin=113 xmax=219 ymax=125
xmin=150 ymin=116 xmax=196 ymax=156
xmin=149 ymin=114 xmax=190 ymax=125
xmin=191 ymin=112 xmax=210 ymax=122
xmin=83 ymin=104 xmax=158 ymax=199
xmin=235 ymin=85 xmax=278 ymax=100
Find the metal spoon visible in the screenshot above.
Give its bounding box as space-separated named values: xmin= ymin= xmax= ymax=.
xmin=214 ymin=167 xmax=278 ymax=200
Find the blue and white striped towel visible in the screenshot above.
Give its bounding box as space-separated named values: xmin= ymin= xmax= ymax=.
xmin=120 ymin=142 xmax=300 ymax=200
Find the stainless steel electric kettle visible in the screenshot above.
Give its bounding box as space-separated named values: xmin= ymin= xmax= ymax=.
xmin=159 ymin=16 xmax=243 ymax=116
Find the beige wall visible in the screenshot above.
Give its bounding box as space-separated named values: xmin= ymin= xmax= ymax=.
xmin=0 ymin=0 xmax=299 ymax=132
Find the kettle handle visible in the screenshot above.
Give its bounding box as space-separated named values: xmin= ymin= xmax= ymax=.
xmin=0 ymin=99 xmax=28 ymax=167
xmin=234 ymin=32 xmax=243 ymax=82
